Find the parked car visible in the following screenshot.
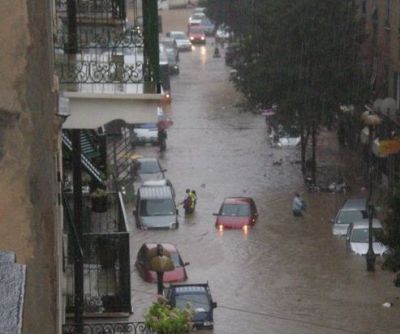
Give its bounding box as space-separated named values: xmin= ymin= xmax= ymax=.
xmin=166 ymin=31 xmax=192 ymax=51
xmin=135 ymin=243 xmax=189 ymax=283
xmin=160 ymin=39 xmax=179 ymax=74
xmin=331 ymin=198 xmax=368 ymax=236
xmin=188 ymin=12 xmax=205 ymax=26
xmin=188 ymin=26 xmax=206 ymax=44
xmin=346 ymin=219 xmax=388 ymax=256
xmin=134 ymin=184 xmax=179 ymax=230
xmin=133 ymin=157 xmax=166 ymax=185
xmin=192 ymin=7 xmax=206 ymax=15
xmin=199 ymin=18 xmax=215 ymax=36
xmin=142 ymin=179 xmax=175 ymax=199
xmin=165 ymin=283 xmax=217 ymax=329
xmin=132 ymin=123 xmax=158 ymax=145
xmin=215 ymin=24 xmax=231 ymax=43
xmin=213 ymin=197 xmax=258 ymax=230
xmin=273 ymin=125 xmax=301 ymax=147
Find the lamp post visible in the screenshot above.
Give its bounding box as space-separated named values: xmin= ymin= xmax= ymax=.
xmin=361 ymin=111 xmax=381 ymax=272
xmin=149 ymin=244 xmax=175 ymax=295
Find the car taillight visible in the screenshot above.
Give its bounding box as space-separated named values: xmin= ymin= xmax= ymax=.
xmin=201 ymin=36 xmax=205 ymax=40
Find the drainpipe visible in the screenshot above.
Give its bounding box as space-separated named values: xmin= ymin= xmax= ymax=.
xmin=67 ymin=0 xmax=83 ymax=328
xmin=143 ymin=0 xmax=160 ymax=91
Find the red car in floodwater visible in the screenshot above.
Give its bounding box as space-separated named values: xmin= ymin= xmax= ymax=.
xmin=214 ymin=197 xmax=258 ymax=230
xmin=135 ymin=243 xmax=189 ymax=283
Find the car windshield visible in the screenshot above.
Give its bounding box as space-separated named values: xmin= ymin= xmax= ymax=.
xmin=190 ymin=27 xmax=203 ymax=34
xmin=351 ymin=228 xmax=381 ymax=243
xmin=138 ymin=160 xmax=161 ymax=174
xmin=139 ymin=199 xmax=176 ymax=216
xmin=176 ymin=293 xmax=210 ymax=312
xmin=337 ymin=210 xmax=367 ymax=224
xmin=192 ymin=14 xmax=204 ymax=20
xmin=136 ymin=123 xmax=157 ymax=129
xmin=221 ymin=203 xmax=250 ymax=216
xmin=172 ymin=33 xmax=186 ymax=40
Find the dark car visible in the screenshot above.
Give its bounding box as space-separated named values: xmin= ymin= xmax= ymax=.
xmin=135 ymin=243 xmax=189 ymax=283
xmin=225 ymin=43 xmax=240 ymax=66
xmin=213 ymin=197 xmax=258 ymax=231
xmin=165 ymin=283 xmax=217 ymax=329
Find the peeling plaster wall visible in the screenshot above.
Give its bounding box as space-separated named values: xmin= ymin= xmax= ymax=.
xmin=0 ymin=1 xmax=60 ymax=333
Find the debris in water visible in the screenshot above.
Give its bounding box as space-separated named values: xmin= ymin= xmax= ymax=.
xmin=382 ymin=302 xmax=392 ymax=308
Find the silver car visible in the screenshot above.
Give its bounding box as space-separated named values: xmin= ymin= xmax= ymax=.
xmin=167 ymin=31 xmax=192 ymax=51
xmin=346 ymin=219 xmax=388 ymax=256
xmin=134 ymin=184 xmax=179 ymax=230
xmin=331 ymin=198 xmax=368 ymax=236
xmin=133 ymin=157 xmax=166 ymax=184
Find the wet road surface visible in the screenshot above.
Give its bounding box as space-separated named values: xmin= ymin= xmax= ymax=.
xmin=127 ymin=9 xmax=400 ymax=334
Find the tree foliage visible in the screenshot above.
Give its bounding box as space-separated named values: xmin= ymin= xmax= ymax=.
xmin=205 ymin=0 xmax=370 ymax=175
xmin=376 ymin=185 xmax=400 ymax=287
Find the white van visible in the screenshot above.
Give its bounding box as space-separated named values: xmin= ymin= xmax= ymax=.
xmin=134 ymin=185 xmax=179 ymax=230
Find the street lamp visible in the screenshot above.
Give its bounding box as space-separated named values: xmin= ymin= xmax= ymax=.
xmin=148 ymin=244 xmax=175 ymax=295
xmin=361 ymin=111 xmax=381 ymax=272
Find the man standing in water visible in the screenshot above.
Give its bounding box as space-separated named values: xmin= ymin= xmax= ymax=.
xmin=292 ymin=192 xmax=306 ymax=217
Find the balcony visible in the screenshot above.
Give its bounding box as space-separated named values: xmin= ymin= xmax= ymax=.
xmin=54 ymin=0 xmax=164 ymax=129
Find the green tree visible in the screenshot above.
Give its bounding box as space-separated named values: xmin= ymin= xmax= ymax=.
xmin=205 ymin=0 xmax=369 ymax=178
xmin=376 ymin=185 xmax=400 ymax=287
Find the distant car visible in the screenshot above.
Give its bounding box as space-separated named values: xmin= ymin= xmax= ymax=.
xmin=214 ymin=197 xmax=258 ymax=230
xmin=160 ymin=39 xmax=179 ymax=74
xmin=199 ymin=18 xmax=215 ymax=36
xmin=331 ymin=198 xmax=368 ymax=236
xmin=188 ymin=26 xmax=206 ymax=44
xmin=135 ymin=243 xmax=189 ymax=283
xmin=346 ymin=219 xmax=388 ymax=256
xmin=188 ymin=12 xmax=205 ymax=26
xmin=134 ymin=157 xmax=166 ymax=183
xmin=165 ymin=283 xmax=217 ymax=329
xmin=215 ymin=24 xmax=231 ymax=43
xmin=166 ymin=31 xmax=192 ymax=51
xmin=192 ymin=7 xmax=206 ymax=15
xmin=273 ymin=125 xmax=301 ymax=147
xmin=132 ymin=123 xmax=158 ymax=145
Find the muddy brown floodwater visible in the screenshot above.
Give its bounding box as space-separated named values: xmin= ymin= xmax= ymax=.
xmin=127 ymin=8 xmax=400 ymax=334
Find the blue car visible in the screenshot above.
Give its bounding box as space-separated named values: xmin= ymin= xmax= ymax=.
xmin=164 ymin=283 xmax=217 ymax=329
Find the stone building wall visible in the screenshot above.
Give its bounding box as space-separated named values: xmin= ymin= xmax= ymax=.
xmin=0 ymin=1 xmax=62 ymax=333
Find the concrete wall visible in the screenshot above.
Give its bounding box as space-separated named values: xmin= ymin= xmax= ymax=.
xmin=0 ymin=0 xmax=62 ymax=333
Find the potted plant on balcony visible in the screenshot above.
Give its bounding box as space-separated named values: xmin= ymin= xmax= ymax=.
xmin=90 ymin=188 xmax=108 ymax=212
xmin=145 ymin=296 xmax=193 ymax=334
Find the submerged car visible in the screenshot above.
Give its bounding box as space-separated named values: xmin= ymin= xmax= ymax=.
xmin=166 ymin=31 xmax=192 ymax=51
xmin=135 ymin=243 xmax=189 ymax=283
xmin=160 ymin=37 xmax=180 ymax=74
xmin=165 ymin=283 xmax=217 ymax=329
xmin=133 ymin=157 xmax=166 ymax=183
xmin=132 ymin=123 xmax=158 ymax=145
xmin=214 ymin=197 xmax=258 ymax=230
xmin=346 ymin=219 xmax=388 ymax=256
xmin=331 ymin=198 xmax=368 ymax=236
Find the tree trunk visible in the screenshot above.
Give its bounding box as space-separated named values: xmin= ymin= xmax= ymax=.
xmin=311 ymin=121 xmax=317 ymax=183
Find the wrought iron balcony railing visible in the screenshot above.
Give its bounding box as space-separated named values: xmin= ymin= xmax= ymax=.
xmin=56 ymin=0 xmax=127 ymax=20
xmin=63 ymin=322 xmax=151 ymax=334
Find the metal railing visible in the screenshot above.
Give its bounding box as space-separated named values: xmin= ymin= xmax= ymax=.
xmin=64 ymin=191 xmax=132 ymax=315
xmin=63 ymin=322 xmax=151 ymax=334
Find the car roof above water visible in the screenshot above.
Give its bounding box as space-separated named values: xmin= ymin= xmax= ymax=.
xmin=138 ymin=185 xmax=172 ymax=199
xmin=342 ymin=198 xmax=367 ymax=210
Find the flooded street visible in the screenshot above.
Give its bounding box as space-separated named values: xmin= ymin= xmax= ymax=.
xmin=128 ymin=9 xmax=400 ymax=334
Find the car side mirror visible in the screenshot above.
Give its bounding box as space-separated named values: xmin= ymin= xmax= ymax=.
xmin=212 ymin=302 xmax=217 ymax=309
xmin=133 ymin=209 xmax=137 ymax=216
xmin=212 ymin=213 xmax=218 ymax=216
xmin=162 ymin=169 xmax=167 ymax=172
xmin=254 ymin=212 xmax=258 ymax=217
xmin=176 ymin=209 xmax=179 ymax=214
xmin=184 ymin=262 xmax=190 ymax=266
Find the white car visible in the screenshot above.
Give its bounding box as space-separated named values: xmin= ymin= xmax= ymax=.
xmin=132 ymin=123 xmax=158 ymax=145
xmin=188 ymin=13 xmax=205 ymax=25
xmin=166 ymin=31 xmax=192 ymax=51
xmin=346 ymin=219 xmax=388 ymax=256
xmin=215 ymin=25 xmax=231 ymax=43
